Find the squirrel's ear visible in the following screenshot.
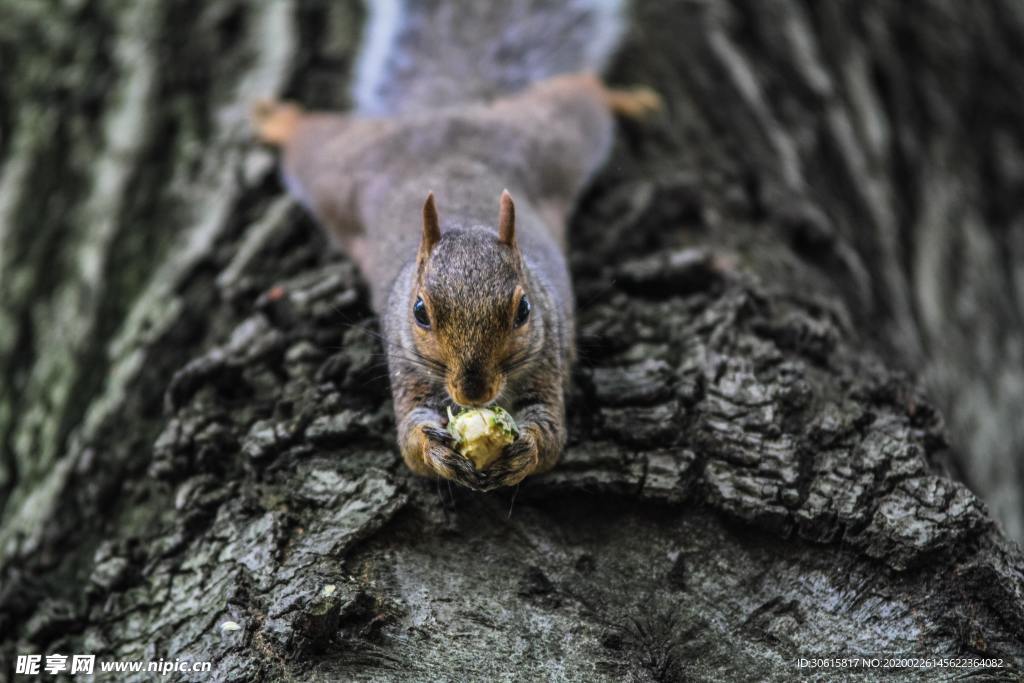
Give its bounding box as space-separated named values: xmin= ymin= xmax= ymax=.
xmin=420 ymin=192 xmax=441 ymax=262
xmin=498 ymin=190 xmax=515 ymax=247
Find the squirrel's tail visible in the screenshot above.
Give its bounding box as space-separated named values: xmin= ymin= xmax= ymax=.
xmin=352 ymin=0 xmax=625 ymax=116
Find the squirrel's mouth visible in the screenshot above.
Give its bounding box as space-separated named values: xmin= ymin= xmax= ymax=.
xmin=448 ymin=393 xmax=499 ymax=409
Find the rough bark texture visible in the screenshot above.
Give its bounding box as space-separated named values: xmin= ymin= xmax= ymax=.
xmin=2 ymin=0 xmax=1023 ymax=681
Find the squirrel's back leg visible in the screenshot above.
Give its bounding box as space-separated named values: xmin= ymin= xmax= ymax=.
xmin=486 ymin=73 xmax=661 ymax=233
xmin=515 ymin=72 xmax=661 ymax=120
xmin=250 ymin=101 xmax=371 ymax=273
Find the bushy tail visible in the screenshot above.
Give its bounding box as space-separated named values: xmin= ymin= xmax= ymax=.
xmin=352 ymin=0 xmax=625 ymax=115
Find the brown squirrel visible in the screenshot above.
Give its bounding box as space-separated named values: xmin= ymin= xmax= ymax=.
xmin=253 ymin=1 xmax=657 ymax=490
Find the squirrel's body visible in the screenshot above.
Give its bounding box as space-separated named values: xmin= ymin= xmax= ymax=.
xmin=278 ymin=76 xmax=612 ymax=312
xmin=256 ymin=3 xmax=656 ymax=489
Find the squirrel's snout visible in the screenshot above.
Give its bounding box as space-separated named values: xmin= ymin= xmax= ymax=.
xmin=448 ymin=369 xmax=501 ymax=407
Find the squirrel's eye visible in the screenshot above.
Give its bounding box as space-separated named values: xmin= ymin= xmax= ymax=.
xmin=514 ymin=295 xmax=531 ymax=327
xmin=413 ymin=297 xmax=430 ymax=329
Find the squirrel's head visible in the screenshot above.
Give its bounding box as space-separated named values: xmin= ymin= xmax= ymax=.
xmin=410 ymin=191 xmax=538 ymax=407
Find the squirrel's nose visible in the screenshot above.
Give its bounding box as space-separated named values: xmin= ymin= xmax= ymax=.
xmin=459 ymin=373 xmax=488 ymax=404
xmin=451 ymin=369 xmax=494 ymax=407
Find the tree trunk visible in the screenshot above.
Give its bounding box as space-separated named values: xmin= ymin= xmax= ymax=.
xmin=2 ymin=0 xmax=1023 ymax=680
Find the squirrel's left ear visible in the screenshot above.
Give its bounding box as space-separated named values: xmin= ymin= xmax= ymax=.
xmin=419 ymin=192 xmax=441 ymax=266
xmin=498 ymin=190 xmax=516 ymax=248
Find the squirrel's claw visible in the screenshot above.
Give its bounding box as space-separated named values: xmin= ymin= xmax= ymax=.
xmin=421 ymin=425 xmax=487 ymax=491
xmin=480 ymin=430 xmax=541 ymax=491
xmin=251 ymin=100 xmax=303 ymax=146
xmin=604 ymin=85 xmax=662 ymax=120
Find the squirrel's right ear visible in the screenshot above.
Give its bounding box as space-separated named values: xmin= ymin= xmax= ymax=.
xmin=498 ymin=190 xmax=515 ymax=248
xmin=419 ymin=192 xmax=441 ymax=264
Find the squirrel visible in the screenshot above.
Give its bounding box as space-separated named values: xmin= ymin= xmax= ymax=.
xmin=253 ymin=0 xmax=658 ymax=491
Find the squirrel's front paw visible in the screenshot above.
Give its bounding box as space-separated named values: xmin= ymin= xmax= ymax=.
xmin=419 ymin=425 xmax=487 ymax=491
xmin=481 ymin=429 xmax=541 ymax=491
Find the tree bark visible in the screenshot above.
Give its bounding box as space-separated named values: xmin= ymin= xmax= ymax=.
xmin=2 ymin=0 xmax=1023 ymax=681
